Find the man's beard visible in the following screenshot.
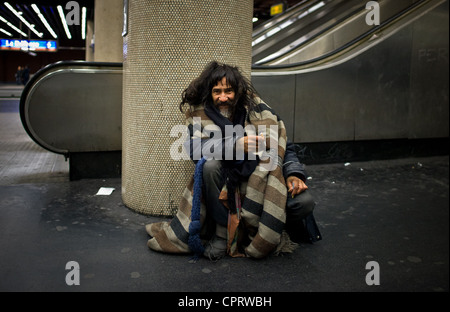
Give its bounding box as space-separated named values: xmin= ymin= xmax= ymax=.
xmin=216 ymin=100 xmax=235 ymax=119
xmin=219 ymin=106 xmax=231 ymax=118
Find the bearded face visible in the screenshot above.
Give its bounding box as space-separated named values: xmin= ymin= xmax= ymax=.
xmin=211 ymin=77 xmax=236 ymax=119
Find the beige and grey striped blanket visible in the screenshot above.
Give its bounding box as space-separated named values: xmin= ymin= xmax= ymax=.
xmin=146 ymin=98 xmax=289 ymax=258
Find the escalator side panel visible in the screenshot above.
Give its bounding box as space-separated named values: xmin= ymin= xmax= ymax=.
xmin=409 ymin=0 xmax=449 ymax=138
xmin=294 ymin=64 xmax=358 ymax=143
xmin=22 ymin=66 xmax=122 ymax=154
xmin=251 ymin=75 xmax=296 ymax=142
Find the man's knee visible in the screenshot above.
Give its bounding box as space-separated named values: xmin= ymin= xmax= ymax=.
xmin=202 ymin=160 xmax=222 ymax=183
xmin=286 ymin=190 xmax=315 ymax=221
xmin=203 ymin=159 xmax=224 ymax=191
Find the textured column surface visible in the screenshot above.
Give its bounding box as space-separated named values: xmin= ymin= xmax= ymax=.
xmin=94 ymin=0 xmax=124 ymax=62
xmin=122 ymin=0 xmax=253 ymax=215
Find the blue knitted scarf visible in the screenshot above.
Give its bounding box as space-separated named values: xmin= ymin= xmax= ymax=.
xmin=188 ymin=157 xmax=206 ymax=259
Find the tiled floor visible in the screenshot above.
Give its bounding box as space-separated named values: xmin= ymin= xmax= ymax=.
xmin=0 ymin=97 xmax=69 ymax=186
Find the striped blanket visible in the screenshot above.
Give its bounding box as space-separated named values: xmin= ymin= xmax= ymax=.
xmin=146 ymin=98 xmax=289 ymax=258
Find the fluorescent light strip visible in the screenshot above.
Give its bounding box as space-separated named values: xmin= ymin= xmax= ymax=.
xmin=57 ymin=5 xmax=72 ymax=39
xmin=0 ymin=15 xmax=28 ymax=37
xmin=0 ymin=27 xmax=13 ymax=36
xmin=4 ymin=2 xmax=43 ymax=38
xmin=308 ymin=1 xmax=326 ymax=13
xmin=31 ymin=4 xmax=57 ymax=39
xmin=81 ymin=7 xmax=86 ymax=40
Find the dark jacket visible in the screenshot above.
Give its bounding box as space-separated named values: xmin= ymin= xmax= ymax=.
xmin=283 ymin=142 xmax=307 ymax=181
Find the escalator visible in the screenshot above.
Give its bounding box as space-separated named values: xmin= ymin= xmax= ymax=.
xmin=20 ymin=61 xmax=123 ymax=179
xmin=20 ymin=61 xmax=122 ymax=156
xmin=250 ymin=0 xmax=448 ymax=145
xmin=252 ymin=0 xmax=365 ymax=64
xmin=252 ymin=0 xmax=445 ymax=68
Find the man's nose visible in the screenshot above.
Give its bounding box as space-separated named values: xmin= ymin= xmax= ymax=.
xmin=218 ymin=94 xmax=228 ymax=102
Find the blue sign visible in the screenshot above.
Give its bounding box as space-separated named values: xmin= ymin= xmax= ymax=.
xmin=0 ymin=39 xmax=57 ymax=52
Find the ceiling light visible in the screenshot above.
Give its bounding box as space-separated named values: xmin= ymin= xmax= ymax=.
xmin=31 ymin=4 xmax=57 ymax=39
xmin=0 ymin=15 xmax=28 ymax=37
xmin=0 ymin=27 xmax=13 ymax=36
xmin=4 ymin=2 xmax=43 ymax=38
xmin=57 ymin=5 xmax=72 ymax=39
xmin=81 ymin=7 xmax=86 ymax=40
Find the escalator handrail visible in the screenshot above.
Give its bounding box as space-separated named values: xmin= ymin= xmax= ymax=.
xmin=253 ymin=1 xmax=367 ymax=64
xmin=251 ymin=0 xmax=428 ymax=70
xmin=19 ymin=61 xmax=123 ymax=156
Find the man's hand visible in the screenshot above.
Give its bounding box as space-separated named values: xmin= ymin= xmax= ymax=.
xmin=236 ymin=135 xmax=265 ymax=154
xmin=286 ymin=176 xmax=308 ymax=198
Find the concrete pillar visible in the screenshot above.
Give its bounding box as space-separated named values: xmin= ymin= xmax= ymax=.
xmin=122 ymin=0 xmax=254 ymax=215
xmin=85 ymin=19 xmax=94 ymax=61
xmin=94 ymin=0 xmax=123 ymax=62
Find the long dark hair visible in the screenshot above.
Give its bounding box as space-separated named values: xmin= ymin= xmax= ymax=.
xmin=179 ymin=61 xmax=259 ymax=115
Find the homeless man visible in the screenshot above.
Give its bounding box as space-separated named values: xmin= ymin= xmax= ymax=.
xmin=146 ymin=61 xmax=321 ymax=260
